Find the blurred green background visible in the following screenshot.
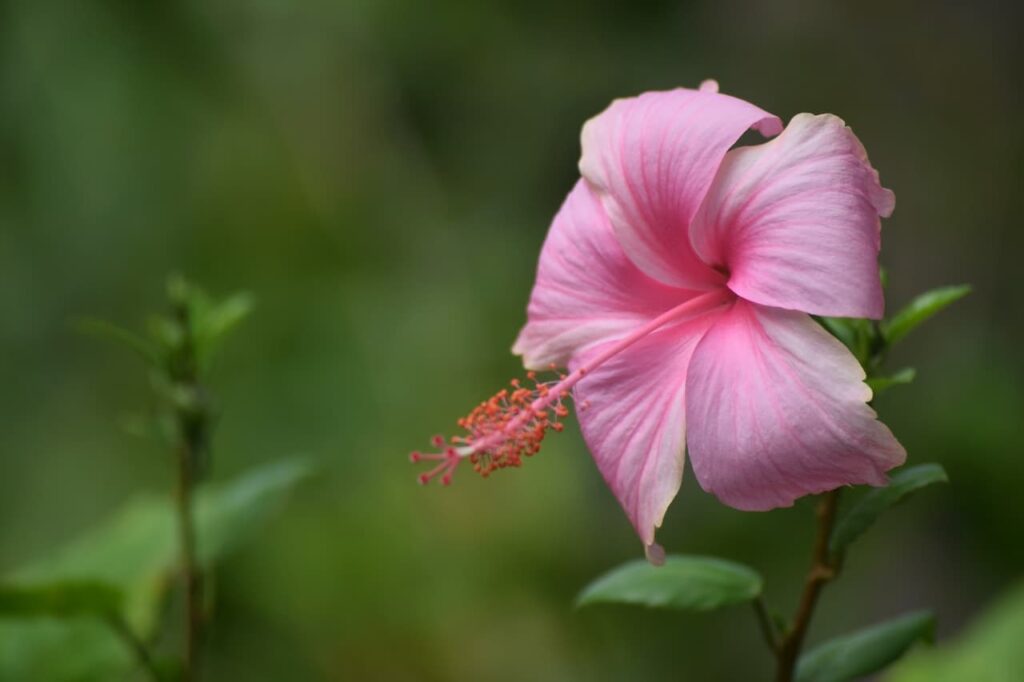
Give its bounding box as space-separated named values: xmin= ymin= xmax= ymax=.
xmin=1 ymin=0 xmax=1021 ymax=679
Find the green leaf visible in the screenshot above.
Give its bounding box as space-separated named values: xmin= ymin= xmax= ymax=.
xmin=796 ymin=611 xmax=935 ymax=682
xmin=882 ymin=285 xmax=971 ymax=345
xmin=815 ymin=316 xmax=881 ymax=365
xmin=816 ymin=316 xmax=859 ymax=352
xmin=72 ymin=317 xmax=159 ymax=365
xmin=146 ymin=315 xmax=184 ymax=354
xmin=11 ymin=499 xmax=175 ymax=634
xmin=198 ymin=292 xmax=255 ymax=346
xmin=0 ymin=620 xmax=131 ymax=682
xmin=576 ymin=555 xmax=763 ymax=611
xmin=0 ymin=583 xmax=129 ymax=681
xmin=0 ymin=581 xmax=122 ymax=619
xmin=0 ymin=459 xmax=313 ymax=681
xmin=830 ymin=464 xmax=948 ymax=555
xmin=13 ymin=458 xmax=313 ymax=629
xmin=867 ymin=367 xmax=917 ymax=395
xmin=194 ymin=291 xmax=255 ymax=370
xmin=885 ymin=580 xmax=1024 ymax=682
xmin=196 ymin=458 xmax=312 ymax=565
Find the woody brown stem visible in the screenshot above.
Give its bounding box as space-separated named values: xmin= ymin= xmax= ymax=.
xmin=774 ymin=490 xmax=842 ymax=682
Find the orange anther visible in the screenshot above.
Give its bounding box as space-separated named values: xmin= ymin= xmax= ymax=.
xmin=414 ymin=368 xmax=575 ymax=485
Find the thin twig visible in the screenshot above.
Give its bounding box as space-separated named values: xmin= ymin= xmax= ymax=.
xmin=774 ymin=490 xmax=842 ymax=682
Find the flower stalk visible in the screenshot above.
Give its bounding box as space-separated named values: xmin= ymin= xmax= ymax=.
xmin=773 ymin=489 xmax=843 ymax=682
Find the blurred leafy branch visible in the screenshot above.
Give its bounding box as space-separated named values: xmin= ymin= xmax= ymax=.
xmin=576 ymin=280 xmax=969 ymax=682
xmin=0 ymin=277 xmax=310 ymax=682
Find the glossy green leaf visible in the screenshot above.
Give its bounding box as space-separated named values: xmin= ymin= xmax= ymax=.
xmin=885 ymin=581 xmax=1024 ymax=682
xmin=796 ymin=611 xmax=935 ymax=682
xmin=0 ymin=581 xmax=122 ymax=619
xmin=882 ymin=285 xmax=971 ymax=345
xmin=830 ymin=464 xmax=948 ymax=555
xmin=867 ymin=368 xmax=917 ymax=395
xmin=576 ymin=555 xmax=762 ymax=611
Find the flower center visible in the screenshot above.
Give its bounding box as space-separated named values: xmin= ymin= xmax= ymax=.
xmin=411 ymin=287 xmax=733 ymax=485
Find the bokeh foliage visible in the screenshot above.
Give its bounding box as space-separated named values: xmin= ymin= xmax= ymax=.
xmin=1 ymin=0 xmax=1021 ymax=679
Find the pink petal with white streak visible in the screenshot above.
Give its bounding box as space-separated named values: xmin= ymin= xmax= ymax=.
xmin=579 ymin=87 xmax=782 ymax=289
xmin=691 ymin=114 xmax=895 ymax=319
xmin=513 ymin=180 xmax=695 ymax=369
xmin=685 ymin=300 xmax=905 ymax=511
xmin=572 ymin=314 xmax=720 ymax=548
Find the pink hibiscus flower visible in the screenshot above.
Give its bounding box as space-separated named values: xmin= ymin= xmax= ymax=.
xmin=413 ymin=80 xmax=905 ymax=561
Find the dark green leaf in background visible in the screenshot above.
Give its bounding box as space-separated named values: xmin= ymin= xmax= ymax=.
xmin=0 ymin=459 xmax=313 ymax=682
xmin=576 ymin=555 xmax=763 ymax=611
xmin=0 ymin=581 xmax=122 ymax=620
xmin=796 ymin=611 xmax=935 ymax=682
xmin=885 ymin=581 xmax=1024 ymax=682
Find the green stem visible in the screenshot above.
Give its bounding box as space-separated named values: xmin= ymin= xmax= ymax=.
xmin=177 ymin=436 xmax=202 ymax=682
xmin=773 ymin=490 xmax=842 ymax=682
xmin=171 ymin=298 xmax=206 ymax=682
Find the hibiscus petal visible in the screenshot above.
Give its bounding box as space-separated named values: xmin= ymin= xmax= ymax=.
xmin=579 ymin=87 xmax=782 ymax=289
xmin=685 ymin=300 xmax=905 ymax=511
xmin=572 ymin=314 xmax=718 ymax=548
xmin=513 ymin=180 xmax=695 ymax=369
xmin=691 ymin=114 xmax=895 ymax=319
